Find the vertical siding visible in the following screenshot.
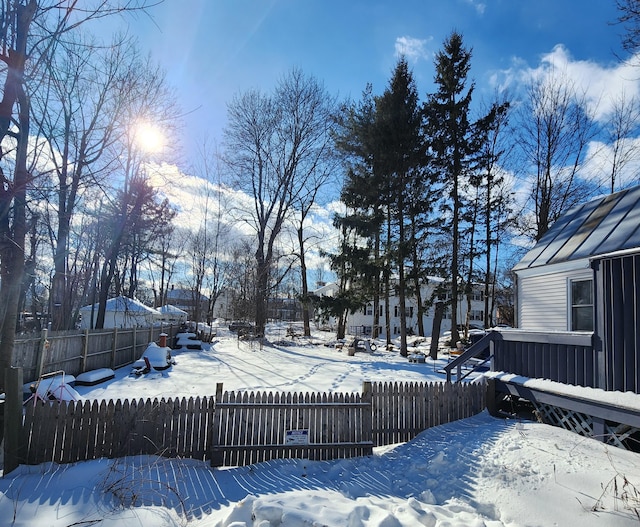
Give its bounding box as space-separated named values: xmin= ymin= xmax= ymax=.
xmin=597 ymin=253 xmax=640 ymax=394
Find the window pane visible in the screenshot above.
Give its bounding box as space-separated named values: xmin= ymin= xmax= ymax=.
xmin=571 ymin=280 xmax=593 ymax=305
xmin=572 ymin=306 xmax=593 ymax=331
xmin=570 ymin=279 xmax=593 ymax=331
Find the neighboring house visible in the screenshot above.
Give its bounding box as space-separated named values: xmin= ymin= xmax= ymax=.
xmin=510 ymin=184 xmax=640 ymax=394
xmin=79 ymin=296 xmax=160 ymax=329
xmin=312 ymin=279 xmax=490 ymax=338
xmin=311 ymin=282 xmax=340 ymax=330
xmin=165 ymin=288 xmax=209 ymax=322
xmin=267 ymin=297 xmax=302 ymax=321
xmin=157 ymin=304 xmax=189 ymax=325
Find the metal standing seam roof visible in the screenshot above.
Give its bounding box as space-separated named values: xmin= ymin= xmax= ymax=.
xmin=513 ymin=185 xmax=640 ymax=271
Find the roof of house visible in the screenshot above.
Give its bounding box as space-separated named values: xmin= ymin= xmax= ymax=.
xmin=80 ymin=296 xmax=160 ymax=314
xmin=514 ymin=185 xmax=640 ymax=271
xmin=166 ymin=288 xmax=209 ymax=302
xmin=159 ymin=304 xmax=188 ymax=315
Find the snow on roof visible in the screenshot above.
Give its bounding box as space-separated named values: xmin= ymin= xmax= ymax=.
xmin=159 ymin=304 xmax=188 ymax=315
xmin=79 ymin=296 xmax=160 ymax=314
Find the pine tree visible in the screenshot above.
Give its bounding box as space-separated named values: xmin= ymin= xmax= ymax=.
xmin=333 ymin=86 xmax=385 ymax=340
xmin=375 ymin=57 xmax=424 ymax=356
xmin=424 ymin=31 xmax=475 ymax=347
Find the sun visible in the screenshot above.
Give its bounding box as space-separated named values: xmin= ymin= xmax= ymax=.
xmin=133 ymin=120 xmax=165 ymax=154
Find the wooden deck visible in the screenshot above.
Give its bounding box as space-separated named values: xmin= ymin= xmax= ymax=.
xmin=444 ymin=329 xmax=640 ymax=450
xmin=487 ymin=375 xmax=640 ymax=449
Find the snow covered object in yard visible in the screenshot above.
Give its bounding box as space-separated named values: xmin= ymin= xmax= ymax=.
xmin=78 ymin=296 xmax=161 ymax=329
xmin=24 ymin=373 xmax=83 ymax=403
xmin=174 ymin=332 xmax=203 ymax=350
xmin=156 ymin=304 xmax=188 ymax=324
xmin=75 ymin=368 xmax=115 ymax=386
xmin=132 ymin=342 xmax=175 ymax=372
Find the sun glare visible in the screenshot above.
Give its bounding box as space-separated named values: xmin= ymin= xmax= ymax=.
xmin=133 ymin=120 xmax=165 ymax=154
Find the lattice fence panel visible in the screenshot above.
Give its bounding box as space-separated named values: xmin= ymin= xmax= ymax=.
xmin=532 ymin=402 xmax=639 ymax=450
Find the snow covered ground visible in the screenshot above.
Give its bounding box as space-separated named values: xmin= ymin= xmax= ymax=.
xmin=1 ymin=324 xmax=640 ymax=526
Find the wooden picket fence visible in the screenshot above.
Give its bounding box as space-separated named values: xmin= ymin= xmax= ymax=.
xmin=15 ymin=381 xmax=486 ymax=468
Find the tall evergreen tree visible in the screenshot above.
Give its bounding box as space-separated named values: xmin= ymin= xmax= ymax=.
xmin=333 ymin=86 xmax=385 ymax=339
xmin=375 ymin=57 xmax=424 ymax=356
xmin=424 ymin=31 xmax=475 ymax=346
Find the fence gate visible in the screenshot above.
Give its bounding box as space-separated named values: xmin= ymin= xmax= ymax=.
xmin=209 ymin=384 xmax=373 ymax=467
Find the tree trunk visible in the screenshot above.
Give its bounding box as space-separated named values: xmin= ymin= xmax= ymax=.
xmin=372 ymin=231 xmax=381 ymax=338
xmin=429 ymin=302 xmax=445 ymax=360
xmin=0 ymin=0 xmax=36 ymax=392
xmin=397 ymin=193 xmax=408 ymax=357
xmin=255 ymin=249 xmax=269 ymax=337
xmin=298 ymin=226 xmax=311 ymax=337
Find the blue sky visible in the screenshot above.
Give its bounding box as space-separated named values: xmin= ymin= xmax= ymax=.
xmin=120 ymin=0 xmax=627 ymax=160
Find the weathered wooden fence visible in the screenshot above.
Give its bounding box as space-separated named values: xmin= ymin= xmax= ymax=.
xmin=14 ymin=381 xmax=486 ymax=468
xmin=11 ymin=325 xmax=180 ymax=383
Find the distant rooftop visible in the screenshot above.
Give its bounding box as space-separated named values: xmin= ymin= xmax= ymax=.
xmin=514 ymin=185 xmax=640 ymax=271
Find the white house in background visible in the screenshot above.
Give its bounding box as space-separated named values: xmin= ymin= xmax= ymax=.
xmin=79 ymin=296 xmax=160 ymax=329
xmin=157 ymin=304 xmax=189 ymax=325
xmin=312 ymin=279 xmax=489 ymax=338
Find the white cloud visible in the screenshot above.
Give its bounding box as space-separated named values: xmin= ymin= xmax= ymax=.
xmin=394 ymin=36 xmax=432 ymax=63
xmin=463 ymin=0 xmax=486 ymax=15
xmin=491 ymin=44 xmax=640 ymax=124
xmin=582 ymin=138 xmax=640 ymax=190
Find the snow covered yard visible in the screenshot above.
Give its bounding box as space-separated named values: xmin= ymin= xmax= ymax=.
xmin=1 ymin=324 xmax=640 ymax=526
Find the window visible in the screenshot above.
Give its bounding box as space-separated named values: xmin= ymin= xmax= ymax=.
xmin=394 ymin=305 xmax=399 ymax=317
xmin=366 ymin=304 xmax=373 ymax=316
xmin=570 ymin=279 xmax=593 ymax=331
xmin=471 ymin=290 xmax=484 ymax=302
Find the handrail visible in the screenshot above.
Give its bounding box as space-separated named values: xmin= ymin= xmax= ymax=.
xmin=443 ymin=331 xmax=500 ymax=382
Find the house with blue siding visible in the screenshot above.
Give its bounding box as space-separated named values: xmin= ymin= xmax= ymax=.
xmin=447 ymin=185 xmax=640 ymax=448
xmin=513 ymin=185 xmax=640 ymax=394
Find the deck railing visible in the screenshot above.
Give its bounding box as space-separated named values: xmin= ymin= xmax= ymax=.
xmin=445 ymin=329 xmax=597 ymax=388
xmin=492 ymin=329 xmax=596 ymax=387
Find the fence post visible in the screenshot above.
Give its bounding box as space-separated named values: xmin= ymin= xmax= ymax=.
xmin=362 ymin=381 xmax=373 ymax=450
xmin=133 ymin=326 xmax=137 ymax=362
xmin=210 ymin=383 xmax=224 ymax=467
xmin=111 ymin=327 xmax=118 ymax=370
xmin=81 ymin=329 xmax=89 ymax=372
xmin=35 ymin=328 xmax=49 ymax=380
xmin=4 ymin=367 xmax=23 ymax=475
xmin=485 ymin=378 xmax=498 ymax=416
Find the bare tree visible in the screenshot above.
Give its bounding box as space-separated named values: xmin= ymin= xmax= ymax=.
xmin=187 ymin=138 xmax=231 ymax=325
xmin=148 ymin=227 xmax=184 ymax=309
xmin=94 ymin=55 xmax=180 ymax=328
xmin=224 ymin=68 xmax=338 ymax=337
xmin=0 ymin=0 xmax=156 ymax=390
xmin=617 ymin=0 xmax=640 ymax=56
xmin=287 ymin=76 xmax=338 ymax=337
xmin=603 ymin=92 xmax=640 ymax=192
xmin=517 ymin=71 xmax=598 ymax=241
xmin=33 ymin=32 xmax=145 ymax=330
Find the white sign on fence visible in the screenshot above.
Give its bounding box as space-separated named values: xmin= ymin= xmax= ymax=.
xmin=285 ymin=429 xmax=309 ymax=445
